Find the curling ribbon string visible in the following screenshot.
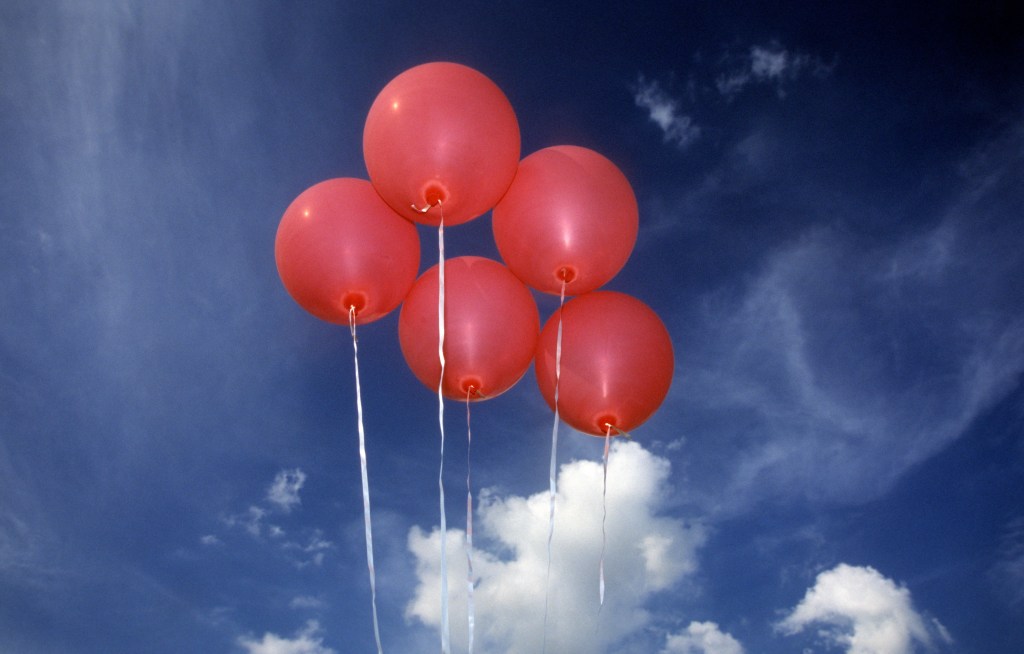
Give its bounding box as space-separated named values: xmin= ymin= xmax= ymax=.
xmin=349 ymin=307 xmax=385 ymax=654
xmin=542 ymin=276 xmax=567 ymax=653
xmin=436 ymin=204 xmax=451 ymax=654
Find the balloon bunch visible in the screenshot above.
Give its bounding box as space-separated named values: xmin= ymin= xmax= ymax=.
xmin=278 ymin=61 xmax=672 ymax=429
xmin=275 ymin=61 xmax=674 ymax=651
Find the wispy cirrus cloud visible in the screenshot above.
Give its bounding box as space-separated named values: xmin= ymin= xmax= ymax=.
xmin=778 ymin=564 xmax=952 ymax=654
xmin=991 ymin=516 xmax=1024 ymax=611
xmin=284 ymin=530 xmax=334 ymax=569
xmin=634 ymin=76 xmax=701 ymax=149
xmin=634 ymin=40 xmax=829 ymax=150
xmin=680 ymin=224 xmax=1024 ymax=508
xmin=289 ymin=595 xmax=326 ymax=610
xmin=717 ymin=41 xmax=832 ymax=98
xmin=224 ymin=505 xmax=268 ymax=537
xmin=218 ymin=468 xmax=333 ymax=567
xmin=675 ymin=122 xmax=1024 ymax=509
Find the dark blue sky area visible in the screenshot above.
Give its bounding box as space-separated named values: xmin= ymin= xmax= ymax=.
xmin=2 ymin=2 xmax=1022 ymax=653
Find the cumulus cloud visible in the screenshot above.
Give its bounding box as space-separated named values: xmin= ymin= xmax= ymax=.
xmin=661 ymin=621 xmax=744 ymax=654
xmin=716 ymin=41 xmax=830 ymax=98
xmin=237 ymin=620 xmax=335 ymax=654
xmin=778 ymin=564 xmax=951 ymax=654
xmin=407 ymin=441 xmax=705 ymax=653
xmin=267 ymin=468 xmax=307 ymax=513
xmin=634 ymin=76 xmax=701 ymax=149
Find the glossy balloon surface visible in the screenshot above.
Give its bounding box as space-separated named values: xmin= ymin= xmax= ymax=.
xmin=400 ymin=256 xmax=539 ymax=400
xmin=363 ymin=62 xmax=520 ymax=227
xmin=275 ymin=178 xmax=420 ymax=325
xmin=493 ymin=145 xmax=638 ymax=295
xmin=535 ymin=291 xmax=673 ymax=435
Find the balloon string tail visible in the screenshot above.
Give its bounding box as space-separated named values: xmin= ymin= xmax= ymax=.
xmin=465 ymin=389 xmax=476 ymax=654
xmin=542 ymin=276 xmax=567 ymax=654
xmin=349 ymin=307 xmax=385 ymax=654
xmin=599 ymin=421 xmax=611 ymax=611
xmin=436 ymin=210 xmax=451 ymax=654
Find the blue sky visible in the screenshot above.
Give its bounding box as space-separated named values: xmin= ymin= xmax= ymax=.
xmin=2 ymin=2 xmax=1022 ymax=653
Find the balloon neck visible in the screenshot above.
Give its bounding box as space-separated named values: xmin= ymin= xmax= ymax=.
xmin=341 ymin=292 xmax=368 ymax=315
xmin=425 ymin=185 xmax=447 ymax=206
xmin=412 ymin=182 xmax=449 ymax=212
xmin=598 ymin=415 xmax=618 ymax=435
xmin=459 ymin=376 xmax=483 ymax=398
xmin=556 ymin=266 xmax=577 ymax=284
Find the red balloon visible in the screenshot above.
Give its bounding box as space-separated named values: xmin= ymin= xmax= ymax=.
xmin=275 ymin=178 xmax=420 ymax=325
xmin=535 ymin=291 xmax=673 ymax=436
xmin=363 ymin=62 xmax=520 ymax=227
xmin=399 ymin=256 xmax=539 ymax=400
xmin=492 ymin=145 xmax=639 ymax=296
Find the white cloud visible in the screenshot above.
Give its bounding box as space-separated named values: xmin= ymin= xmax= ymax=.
xmin=714 ymin=72 xmax=750 ymax=98
xmin=216 ymin=471 xmax=331 ymax=566
xmin=778 ymin=564 xmax=952 ymax=654
xmin=634 ymin=77 xmax=701 ymax=149
xmin=635 ymin=42 xmax=829 ymax=149
xmin=716 ymin=41 xmax=829 ymax=98
xmin=267 ymin=468 xmax=307 ymax=513
xmin=750 ymin=46 xmax=791 ymax=80
xmin=199 ymin=534 xmax=222 ymax=546
xmin=406 ymin=441 xmax=706 ymax=653
xmin=661 ymin=621 xmax=744 ymax=654
xmin=238 ymin=620 xmax=335 ymax=654
xmin=284 ymin=529 xmax=334 ymax=568
xmin=289 ymin=595 xmax=325 ymax=610
xmin=224 ymin=505 xmax=267 ymax=537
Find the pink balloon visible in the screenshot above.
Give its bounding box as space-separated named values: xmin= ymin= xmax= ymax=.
xmin=535 ymin=291 xmax=673 ymax=435
xmin=399 ymin=256 xmax=539 ymax=400
xmin=492 ymin=145 xmax=639 ymax=296
xmin=275 ymin=178 xmax=420 ymax=325
xmin=363 ymin=62 xmax=520 ymax=227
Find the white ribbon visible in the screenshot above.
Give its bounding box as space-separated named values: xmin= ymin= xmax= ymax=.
xmin=599 ymin=422 xmax=611 ymax=608
xmin=542 ymin=278 xmax=567 ymax=652
xmin=436 ymin=209 xmax=451 ymax=654
xmin=465 ymin=391 xmax=476 ymax=654
xmin=349 ymin=307 xmax=384 ymax=654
